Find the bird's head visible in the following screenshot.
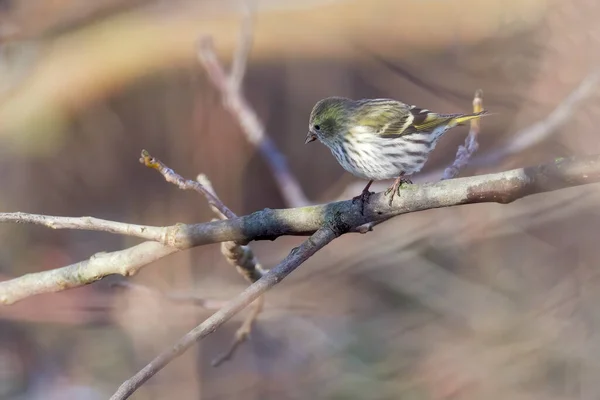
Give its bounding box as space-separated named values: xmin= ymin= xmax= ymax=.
xmin=306 ymin=97 xmax=353 ymax=146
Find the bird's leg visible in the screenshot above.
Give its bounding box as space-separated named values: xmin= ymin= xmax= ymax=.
xmin=385 ymin=173 xmax=412 ymax=206
xmin=352 ymin=180 xmax=374 ymax=215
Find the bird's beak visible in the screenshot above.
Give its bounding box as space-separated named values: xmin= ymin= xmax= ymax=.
xmin=305 ymin=132 xmax=317 ymax=144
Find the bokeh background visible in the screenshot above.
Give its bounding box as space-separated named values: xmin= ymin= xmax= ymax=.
xmin=2 ymin=0 xmax=600 ymax=398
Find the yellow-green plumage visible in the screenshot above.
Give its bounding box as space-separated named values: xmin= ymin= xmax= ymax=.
xmin=305 ymin=96 xmax=488 ymax=205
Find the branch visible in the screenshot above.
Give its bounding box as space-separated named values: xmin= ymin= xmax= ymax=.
xmin=169 ymin=154 xmax=600 ymax=247
xmin=442 ymin=89 xmax=483 ymax=180
xmin=196 ymin=14 xmax=310 ymax=208
xmin=110 ymin=227 xmax=338 ymax=400
xmin=0 ymin=242 xmax=177 ymax=304
xmin=2 ymin=154 xmax=600 ymax=304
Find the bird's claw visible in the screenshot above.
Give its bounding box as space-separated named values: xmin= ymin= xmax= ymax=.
xmin=385 ymin=177 xmax=413 ymax=206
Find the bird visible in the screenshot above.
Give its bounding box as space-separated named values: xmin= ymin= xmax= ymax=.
xmin=305 ymin=96 xmax=488 ymax=210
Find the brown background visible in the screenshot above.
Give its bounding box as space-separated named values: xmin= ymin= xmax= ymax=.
xmin=1 ymin=0 xmax=600 ymax=399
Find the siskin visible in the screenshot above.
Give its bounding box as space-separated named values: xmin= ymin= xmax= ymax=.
xmin=305 ymin=97 xmax=488 ymax=208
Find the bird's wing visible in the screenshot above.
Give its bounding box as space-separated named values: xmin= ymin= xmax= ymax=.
xmin=355 ymin=101 xmax=457 ymax=139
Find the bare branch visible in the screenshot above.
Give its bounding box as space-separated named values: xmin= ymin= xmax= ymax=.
xmin=170 ymin=154 xmax=600 ymax=248
xmin=2 ymin=155 xmax=600 ymax=304
xmin=197 ymin=31 xmax=310 ymax=208
xmin=0 ymin=212 xmax=167 ymax=242
xmin=140 ymin=150 xmax=236 ymax=219
xmin=442 ymin=89 xmax=483 ymax=180
xmin=0 ymin=242 xmax=177 ymax=304
xmin=110 ymin=227 xmax=338 ymax=400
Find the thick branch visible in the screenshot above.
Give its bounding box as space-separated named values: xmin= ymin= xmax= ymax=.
xmin=173 ymin=154 xmax=600 ymax=247
xmin=110 ymin=227 xmax=338 ymax=400
xmin=2 ymin=155 xmax=600 ymax=304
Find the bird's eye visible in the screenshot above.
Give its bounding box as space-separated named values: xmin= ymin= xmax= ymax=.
xmin=314 ymin=125 xmax=320 ymax=131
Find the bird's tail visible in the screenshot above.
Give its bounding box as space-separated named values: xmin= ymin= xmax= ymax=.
xmin=452 ymin=110 xmax=490 ymax=125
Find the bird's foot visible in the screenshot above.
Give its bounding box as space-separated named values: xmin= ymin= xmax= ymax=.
xmin=352 ymin=189 xmax=373 ymax=215
xmin=385 ymin=176 xmax=413 ymax=206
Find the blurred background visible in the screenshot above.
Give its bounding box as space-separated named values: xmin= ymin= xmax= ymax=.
xmin=1 ymin=0 xmax=600 ymax=398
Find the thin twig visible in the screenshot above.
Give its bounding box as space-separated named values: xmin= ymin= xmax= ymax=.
xmin=442 ymin=89 xmax=483 ymax=180
xmin=196 ymin=17 xmax=310 ymax=208
xmin=2 ymin=155 xmax=600 ymax=304
xmin=196 ymin=174 xmax=230 ymax=220
xmin=110 ymin=227 xmax=338 ymax=400
xmin=140 ymin=150 xmax=236 ymax=219
xmin=0 ymin=212 xmax=167 ymax=242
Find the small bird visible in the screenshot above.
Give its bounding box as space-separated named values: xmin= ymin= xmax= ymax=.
xmin=305 ymin=97 xmax=487 ymax=209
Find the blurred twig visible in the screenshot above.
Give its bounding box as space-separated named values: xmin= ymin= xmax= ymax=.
xmin=110 ymin=281 xmax=226 ymax=309
xmin=442 ymin=89 xmax=483 ymax=180
xmin=474 ymin=70 xmax=600 ymax=166
xmin=230 ymin=1 xmax=254 ymax=90
xmin=196 ymin=12 xmax=310 ymax=208
xmin=110 ymin=227 xmax=338 ymax=400
xmin=2 ymin=154 xmax=600 ymax=305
